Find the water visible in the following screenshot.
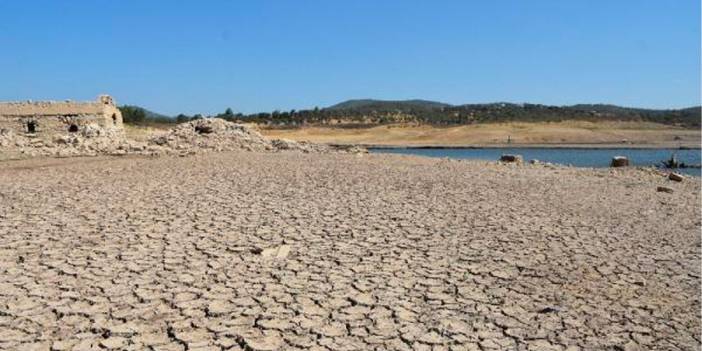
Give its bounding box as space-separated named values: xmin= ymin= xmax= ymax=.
xmin=370 ymin=147 xmax=702 ymax=176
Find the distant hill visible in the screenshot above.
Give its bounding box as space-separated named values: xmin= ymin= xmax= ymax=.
xmin=118 ymin=105 xmax=174 ymax=125
xmin=120 ymin=105 xmax=172 ymax=120
xmin=312 ymin=99 xmax=701 ymax=127
xmin=327 ymin=99 xmax=452 ymax=112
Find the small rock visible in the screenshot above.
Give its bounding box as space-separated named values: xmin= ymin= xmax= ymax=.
xmin=657 ymin=186 xmax=674 ymax=193
xmin=253 ymin=245 xmax=291 ymax=259
xmin=668 ymin=172 xmax=683 ymax=182
xmin=537 ymin=306 xmax=563 ymax=314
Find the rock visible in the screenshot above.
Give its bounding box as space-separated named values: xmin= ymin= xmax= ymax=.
xmin=668 ymin=172 xmax=683 ymax=182
xmin=253 ymin=244 xmax=291 ymax=259
xmin=500 ymin=154 xmax=523 ymax=163
xmin=271 ymin=139 xmax=296 ymax=150
xmin=657 ymin=186 xmax=674 ymax=193
xmin=610 ymin=156 xmax=629 ymax=167
xmin=537 ymin=306 xmax=563 ymax=314
xmin=194 ymin=125 xmax=214 ymax=134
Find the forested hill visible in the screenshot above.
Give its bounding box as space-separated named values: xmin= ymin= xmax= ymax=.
xmin=327 ymin=99 xmax=452 ymax=112
xmin=120 ymin=100 xmax=701 ymax=128
xmin=309 ymin=100 xmax=700 ymax=127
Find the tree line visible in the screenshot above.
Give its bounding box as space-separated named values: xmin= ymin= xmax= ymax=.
xmin=120 ymin=103 xmax=701 ymax=128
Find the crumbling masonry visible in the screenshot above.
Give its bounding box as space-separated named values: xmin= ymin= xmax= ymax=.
xmin=0 ymin=95 xmax=123 ymax=136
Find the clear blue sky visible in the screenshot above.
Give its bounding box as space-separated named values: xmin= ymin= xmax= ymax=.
xmin=0 ymin=1 xmax=699 ymax=115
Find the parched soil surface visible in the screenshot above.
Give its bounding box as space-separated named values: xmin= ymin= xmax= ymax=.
xmin=0 ymin=153 xmax=699 ymax=351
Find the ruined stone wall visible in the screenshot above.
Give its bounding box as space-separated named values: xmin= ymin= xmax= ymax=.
xmin=0 ymin=95 xmax=123 ymax=136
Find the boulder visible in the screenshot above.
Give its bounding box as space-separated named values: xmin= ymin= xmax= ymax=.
xmin=610 ymin=156 xmax=629 ymax=167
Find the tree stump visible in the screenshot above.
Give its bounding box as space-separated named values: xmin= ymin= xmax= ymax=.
xmin=668 ymin=172 xmax=683 ymax=182
xmin=500 ymin=154 xmax=523 ymax=164
xmin=610 ymin=156 xmax=629 ymax=167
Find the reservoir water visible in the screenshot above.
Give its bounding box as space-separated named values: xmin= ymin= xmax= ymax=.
xmin=370 ymin=147 xmax=702 ymax=176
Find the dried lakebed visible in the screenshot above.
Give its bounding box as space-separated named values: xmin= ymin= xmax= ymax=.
xmin=0 ymin=152 xmax=699 ymax=350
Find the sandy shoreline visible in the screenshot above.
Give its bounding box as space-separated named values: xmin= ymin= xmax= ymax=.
xmin=259 ymin=122 xmax=701 ymax=150
xmin=0 ymin=152 xmax=699 ymax=350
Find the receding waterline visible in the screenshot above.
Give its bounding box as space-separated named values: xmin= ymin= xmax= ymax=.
xmin=370 ymin=147 xmax=702 ymax=176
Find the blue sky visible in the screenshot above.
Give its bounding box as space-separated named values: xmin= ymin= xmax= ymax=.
xmin=0 ymin=1 xmax=699 ymax=115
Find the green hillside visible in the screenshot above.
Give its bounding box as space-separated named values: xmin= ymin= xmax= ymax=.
xmin=315 ymin=100 xmax=701 ymax=127
xmin=327 ymin=99 xmax=452 ymax=112
xmin=119 ymin=100 xmax=702 ymax=128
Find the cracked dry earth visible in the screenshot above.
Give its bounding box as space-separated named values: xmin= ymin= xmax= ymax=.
xmin=0 ymin=152 xmax=700 ymax=351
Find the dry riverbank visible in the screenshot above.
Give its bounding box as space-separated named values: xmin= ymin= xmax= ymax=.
xmin=260 ymin=121 xmax=701 ymax=148
xmin=0 ymin=152 xmax=699 ymax=350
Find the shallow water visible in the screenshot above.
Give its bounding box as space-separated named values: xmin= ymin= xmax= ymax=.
xmin=370 ymin=147 xmax=702 ymax=176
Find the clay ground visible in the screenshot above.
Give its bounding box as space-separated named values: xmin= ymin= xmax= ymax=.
xmin=0 ymin=152 xmax=700 ymax=350
xmin=259 ymin=121 xmax=701 ymax=148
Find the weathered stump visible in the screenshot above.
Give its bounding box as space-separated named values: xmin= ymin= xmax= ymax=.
xmin=610 ymin=156 xmax=629 ymax=167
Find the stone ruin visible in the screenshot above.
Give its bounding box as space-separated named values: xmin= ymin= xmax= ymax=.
xmin=0 ymin=95 xmax=128 ymax=158
xmin=0 ymin=95 xmax=123 ymax=136
xmin=0 ymin=96 xmax=364 ymax=158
